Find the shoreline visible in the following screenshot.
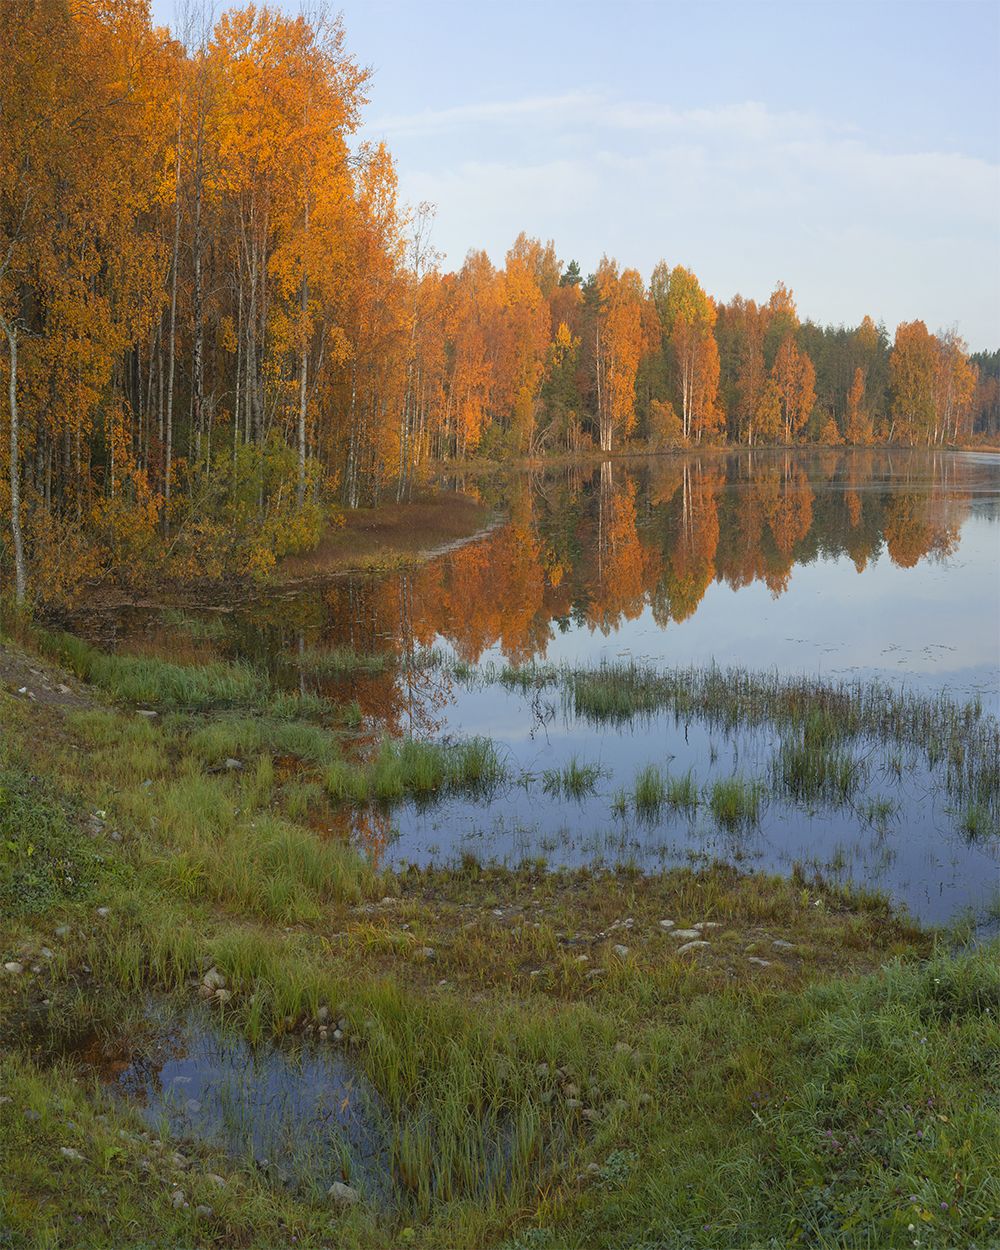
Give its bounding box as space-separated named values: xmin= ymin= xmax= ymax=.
xmin=0 ymin=613 xmax=996 ymax=1249
xmin=24 ymin=444 xmax=1000 ymax=618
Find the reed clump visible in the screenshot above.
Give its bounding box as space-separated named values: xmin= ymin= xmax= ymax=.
xmin=324 ymin=736 xmax=508 ymax=808
xmin=485 ymin=658 xmax=999 ymax=821
xmin=541 ymin=757 xmax=605 ymax=799
xmin=293 ymin=645 xmax=391 ymax=676
xmin=708 ymin=776 xmax=764 ymax=830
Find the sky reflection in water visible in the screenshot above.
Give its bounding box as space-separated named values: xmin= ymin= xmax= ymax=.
xmin=103 ymin=449 xmax=1000 ymax=926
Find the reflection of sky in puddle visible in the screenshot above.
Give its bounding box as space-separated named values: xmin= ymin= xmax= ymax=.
xmin=82 ymin=1003 xmax=544 ymax=1210
xmin=100 ymin=1005 xmax=392 ymax=1200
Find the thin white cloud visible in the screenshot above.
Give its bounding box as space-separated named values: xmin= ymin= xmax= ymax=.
xmin=366 ymin=92 xmax=851 ymax=144
xmin=361 ymin=91 xmax=1000 ymax=346
xmin=366 ymin=91 xmax=598 ymax=136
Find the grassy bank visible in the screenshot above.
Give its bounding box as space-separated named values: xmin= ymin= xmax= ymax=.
xmin=0 ymin=635 xmax=997 ymax=1249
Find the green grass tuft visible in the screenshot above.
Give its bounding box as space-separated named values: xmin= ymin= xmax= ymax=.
xmin=293 ymin=645 xmax=391 ymax=676
xmin=0 ymin=759 xmax=108 ymax=918
xmin=707 ymin=776 xmax=763 ymax=830
xmin=541 ymin=757 xmax=604 ymax=799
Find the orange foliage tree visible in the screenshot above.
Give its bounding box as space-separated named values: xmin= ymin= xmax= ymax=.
xmin=1 ymin=0 xmax=989 ymax=606
xmin=771 ymin=338 xmax=816 ymax=442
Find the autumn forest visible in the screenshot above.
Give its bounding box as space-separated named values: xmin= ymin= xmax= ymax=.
xmin=3 ymin=1 xmax=999 ymax=607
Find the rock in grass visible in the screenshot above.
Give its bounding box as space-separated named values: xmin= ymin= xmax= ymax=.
xmin=613 ymin=944 xmax=629 ymax=958
xmin=59 ymin=1147 xmax=85 ymax=1162
xmin=669 ymin=929 xmax=701 ymax=941
xmin=3 ymin=962 xmax=24 ymax=974
xmin=675 ymin=940 xmax=711 ymax=954
xmin=748 ymin=956 xmax=772 ymax=968
xmin=205 ymin=1174 xmax=226 ymax=1189
xmin=224 ymin=758 xmax=243 ymax=770
xmin=169 ymin=1189 xmax=186 ymax=1209
xmin=658 ymin=919 xmax=675 ymax=930
xmin=194 ymin=1205 xmax=213 ymax=1219
xmin=772 ymin=939 xmax=795 ymax=951
xmin=202 ymin=967 xmax=226 ymax=991
xmin=328 ymin=1181 xmax=360 ymax=1205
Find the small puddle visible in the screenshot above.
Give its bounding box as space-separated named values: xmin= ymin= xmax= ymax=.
xmin=68 ymin=1001 xmax=394 ymax=1201
xmin=28 ymin=995 xmax=559 ymax=1212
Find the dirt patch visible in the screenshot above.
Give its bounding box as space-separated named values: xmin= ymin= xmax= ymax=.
xmin=277 ymin=490 xmax=499 ymax=584
xmin=0 ymin=637 xmax=92 ymax=712
xmin=333 ymin=863 xmax=929 ymax=1006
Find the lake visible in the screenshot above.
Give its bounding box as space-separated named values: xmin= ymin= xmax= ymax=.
xmin=73 ymin=448 xmax=1000 ymax=928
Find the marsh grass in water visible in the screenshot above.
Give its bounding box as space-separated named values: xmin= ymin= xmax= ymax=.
xmin=707 ymin=777 xmax=763 ymax=830
xmin=158 ymin=608 xmax=229 ymax=644
xmin=632 ymin=764 xmax=668 ymax=817
xmin=857 ymin=794 xmax=899 ymax=830
xmin=187 ymin=716 xmax=338 ymax=767
xmin=541 ymin=757 xmax=605 ymax=800
xmin=374 ymin=649 xmax=999 ymax=818
xmin=667 ymin=769 xmax=700 ymax=813
xmin=629 ymin=765 xmax=700 ymax=820
xmin=293 ymin=645 xmax=391 ymax=677
xmin=35 ymin=627 xmax=268 ymax=708
xmin=956 ymin=801 xmax=999 ymax=841
xmin=771 ymin=719 xmax=869 ymax=806
xmin=431 ymin=657 xmax=999 ymax=825
xmin=325 ymin=736 xmax=508 ymax=808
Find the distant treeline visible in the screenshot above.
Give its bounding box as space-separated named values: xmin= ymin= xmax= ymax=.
xmin=2 ymin=1 xmax=996 ymax=604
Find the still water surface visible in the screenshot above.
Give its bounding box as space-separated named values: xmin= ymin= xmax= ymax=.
xmin=85 ymin=449 xmax=1000 ymax=926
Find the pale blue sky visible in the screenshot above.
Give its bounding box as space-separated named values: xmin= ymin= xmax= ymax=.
xmin=151 ymin=0 xmax=1000 ymax=348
